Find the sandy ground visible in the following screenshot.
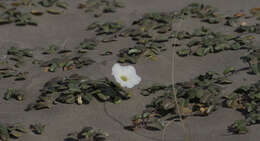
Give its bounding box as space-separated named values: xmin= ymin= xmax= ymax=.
xmin=0 ymin=0 xmax=260 ymax=141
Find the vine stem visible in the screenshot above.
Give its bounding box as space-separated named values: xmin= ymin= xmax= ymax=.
xmin=161 ymin=14 xmax=191 ymax=141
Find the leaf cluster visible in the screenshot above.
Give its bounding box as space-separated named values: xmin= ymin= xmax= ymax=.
xmin=0 ymin=123 xmax=27 ymax=141
xmin=66 ymin=126 xmax=109 ymax=141
xmin=40 ymin=55 xmax=95 ymax=72
xmin=3 ymin=88 xmax=25 ymax=101
xmin=0 ymin=66 xmax=28 ymax=81
xmin=78 ymin=0 xmax=125 ymax=17
xmin=130 ymin=72 xmax=232 ymax=130
xmin=176 ymin=27 xmax=253 ymax=57
xmin=224 ymin=81 xmax=260 ymax=134
xmin=26 ymin=74 xmax=130 ymax=110
xmin=241 ymin=46 xmax=260 ymax=75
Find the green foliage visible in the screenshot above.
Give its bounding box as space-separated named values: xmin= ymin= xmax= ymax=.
xmin=228 ymin=120 xmax=249 ymax=134
xmin=40 ymin=55 xmax=95 ymax=72
xmin=30 ymin=123 xmax=45 ymax=135
xmin=241 ymin=47 xmax=260 ymax=75
xmin=7 ymin=46 xmax=33 ymax=67
xmin=235 ymin=24 xmax=260 ymax=34
xmin=88 ymin=22 xmax=124 ymax=35
xmin=176 ymin=27 xmax=253 ymax=57
xmin=224 ymin=81 xmax=260 ymax=134
xmin=66 ymin=126 xmax=109 ymax=141
xmin=26 ymin=74 xmax=131 ymax=110
xmin=129 ymin=72 xmax=232 ymax=130
xmin=0 ymin=65 xmax=28 ymax=81
xmin=4 ymin=88 xmax=25 ymax=101
xmin=0 ymin=0 xmax=69 ymax=26
xmin=78 ymin=38 xmax=99 ymax=53
xmin=180 ymin=3 xmax=222 ymax=24
xmin=0 ymin=8 xmax=37 ymax=26
xmin=78 ymin=0 xmax=125 ymax=17
xmin=0 ymin=123 xmax=27 ymax=141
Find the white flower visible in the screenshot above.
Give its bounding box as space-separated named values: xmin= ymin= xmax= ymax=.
xmin=112 ymin=63 xmax=141 ymax=88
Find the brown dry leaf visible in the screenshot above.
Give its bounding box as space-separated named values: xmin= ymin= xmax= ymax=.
xmin=250 ymin=8 xmax=260 ymax=15
xmin=200 ymin=107 xmax=206 ymax=113
xmin=64 ymin=66 xmax=73 ymax=71
xmin=234 ymin=12 xmax=245 ymax=17
xmin=78 ymin=3 xmax=86 ymax=9
xmin=63 ymin=67 xmax=68 ymax=71
xmin=133 ymin=119 xmax=142 ymax=129
xmin=44 ymin=67 xmax=49 ymax=72
xmin=241 ymin=21 xmax=247 ymax=26
xmin=180 ymin=107 xmax=193 ymax=115
xmin=63 ymin=66 xmax=73 ymax=71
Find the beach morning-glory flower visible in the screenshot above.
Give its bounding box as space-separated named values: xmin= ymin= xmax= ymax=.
xmin=112 ymin=63 xmax=141 ymax=88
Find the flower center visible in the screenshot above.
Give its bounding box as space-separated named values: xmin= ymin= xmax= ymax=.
xmin=120 ymin=75 xmax=128 ymax=82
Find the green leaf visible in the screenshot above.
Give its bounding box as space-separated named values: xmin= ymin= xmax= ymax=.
xmin=194 ymin=47 xmax=210 ymax=56
xmin=9 ymin=130 xmax=22 ymax=138
xmin=177 ymin=48 xmax=191 ymax=56
xmin=0 ymin=123 xmax=9 ymax=141
xmin=56 ymin=2 xmax=68 ymax=9
xmin=223 ymin=67 xmax=236 ymax=75
xmin=39 ymin=0 xmax=58 ymax=7
xmin=228 ymin=120 xmax=249 ymax=134
xmin=47 ymin=8 xmax=62 ymax=15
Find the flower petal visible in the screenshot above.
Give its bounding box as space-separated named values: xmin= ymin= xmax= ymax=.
xmin=128 ymin=75 xmax=141 ymax=87
xmin=111 ymin=63 xmax=141 ymax=88
xmin=112 ymin=63 xmax=122 ymax=76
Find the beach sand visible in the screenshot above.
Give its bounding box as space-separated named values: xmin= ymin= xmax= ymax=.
xmin=0 ymin=0 xmax=260 ymax=140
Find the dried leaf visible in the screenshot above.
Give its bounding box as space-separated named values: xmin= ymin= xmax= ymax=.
xmin=250 ymin=8 xmax=260 ymax=16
